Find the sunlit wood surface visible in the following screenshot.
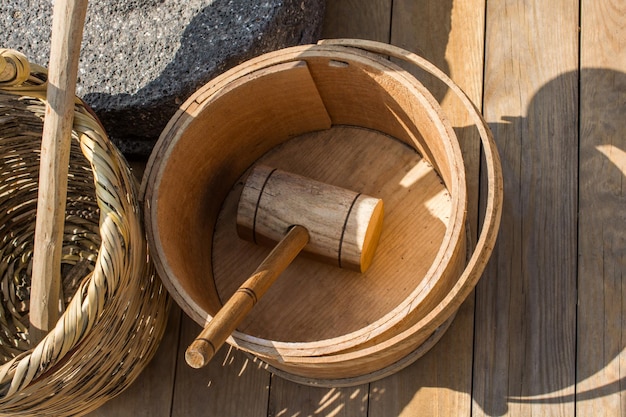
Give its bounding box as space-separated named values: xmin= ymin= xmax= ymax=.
xmin=89 ymin=1 xmax=626 ymax=415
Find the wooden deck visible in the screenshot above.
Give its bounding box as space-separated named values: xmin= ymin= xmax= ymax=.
xmin=89 ymin=1 xmax=626 ymax=416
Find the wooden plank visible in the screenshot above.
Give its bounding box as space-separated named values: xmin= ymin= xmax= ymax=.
xmin=390 ymin=0 xmax=461 ymax=105
xmin=367 ymin=1 xmax=485 ymax=415
xmin=472 ymin=1 xmax=579 ymax=416
xmin=268 ymin=377 xmax=369 ymax=416
xmin=577 ymin=1 xmax=626 ymax=416
xmin=321 ymin=0 xmax=391 ymax=42
xmin=171 ymin=314 xmax=270 ymax=417
xmin=87 ymin=305 xmax=182 ymax=417
xmin=368 ymin=299 xmax=475 ymax=416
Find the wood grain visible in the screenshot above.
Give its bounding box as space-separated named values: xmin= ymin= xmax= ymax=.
xmin=144 ymin=59 xmax=332 ymax=326
xmin=473 ymin=1 xmax=579 ymax=416
xmin=577 ymin=1 xmax=626 ymax=415
xmin=369 ymin=300 xmax=474 ymax=416
xmin=322 ymin=0 xmax=391 ymax=42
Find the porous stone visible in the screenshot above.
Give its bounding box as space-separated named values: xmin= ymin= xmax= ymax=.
xmin=0 ymin=0 xmax=325 ymax=156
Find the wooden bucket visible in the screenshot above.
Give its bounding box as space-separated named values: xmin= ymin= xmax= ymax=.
xmin=142 ymin=39 xmax=503 ymax=386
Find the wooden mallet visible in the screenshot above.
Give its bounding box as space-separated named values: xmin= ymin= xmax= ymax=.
xmin=185 ymin=165 xmax=385 ymax=368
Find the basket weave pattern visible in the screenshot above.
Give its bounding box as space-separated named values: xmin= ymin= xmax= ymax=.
xmin=0 ymin=49 xmax=169 ymax=416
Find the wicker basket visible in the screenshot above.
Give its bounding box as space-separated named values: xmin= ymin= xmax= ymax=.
xmin=0 ymin=49 xmax=169 ymax=416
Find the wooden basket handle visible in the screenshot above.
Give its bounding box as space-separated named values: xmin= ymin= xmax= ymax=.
xmin=30 ymin=0 xmax=88 ymax=343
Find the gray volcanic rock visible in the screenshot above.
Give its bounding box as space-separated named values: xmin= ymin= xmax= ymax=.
xmin=0 ymin=0 xmax=325 ymax=156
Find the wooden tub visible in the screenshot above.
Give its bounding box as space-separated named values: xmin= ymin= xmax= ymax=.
xmin=142 ymin=39 xmax=502 ymax=386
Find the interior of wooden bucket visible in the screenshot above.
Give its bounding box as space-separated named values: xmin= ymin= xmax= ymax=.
xmin=150 ymin=49 xmax=466 ymax=345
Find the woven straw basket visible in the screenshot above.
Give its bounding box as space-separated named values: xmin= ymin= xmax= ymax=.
xmin=0 ymin=49 xmax=169 ymax=416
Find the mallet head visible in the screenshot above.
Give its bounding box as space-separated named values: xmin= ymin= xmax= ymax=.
xmin=237 ymin=165 xmax=384 ymax=272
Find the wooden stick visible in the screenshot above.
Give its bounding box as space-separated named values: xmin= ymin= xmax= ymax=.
xmin=30 ymin=0 xmax=88 ymax=343
xmin=185 ymin=225 xmax=310 ymax=368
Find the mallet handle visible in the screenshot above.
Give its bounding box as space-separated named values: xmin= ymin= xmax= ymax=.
xmin=186 ymin=225 xmax=310 ymax=368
